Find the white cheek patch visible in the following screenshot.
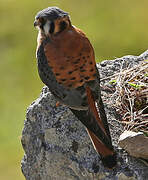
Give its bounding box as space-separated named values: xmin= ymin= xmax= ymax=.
xmin=43 ymin=21 xmax=51 ymax=35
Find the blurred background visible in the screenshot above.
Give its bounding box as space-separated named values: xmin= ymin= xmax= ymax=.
xmin=0 ymin=0 xmax=147 ymax=179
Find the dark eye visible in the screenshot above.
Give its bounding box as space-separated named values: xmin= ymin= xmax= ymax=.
xmin=49 ymin=22 xmax=55 ymax=34
xmin=59 ymin=21 xmax=67 ymax=32
xmin=39 ymin=17 xmax=46 ymax=29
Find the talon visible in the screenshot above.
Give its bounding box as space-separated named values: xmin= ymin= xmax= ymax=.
xmin=56 ymin=101 xmax=60 ymax=107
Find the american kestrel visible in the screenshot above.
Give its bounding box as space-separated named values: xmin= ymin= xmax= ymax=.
xmin=34 ymin=7 xmax=116 ymax=168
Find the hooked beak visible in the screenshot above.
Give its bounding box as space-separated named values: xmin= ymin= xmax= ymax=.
xmin=34 ymin=20 xmax=40 ymax=27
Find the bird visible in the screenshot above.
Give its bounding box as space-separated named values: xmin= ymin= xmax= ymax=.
xmin=34 ymin=7 xmax=116 ymax=168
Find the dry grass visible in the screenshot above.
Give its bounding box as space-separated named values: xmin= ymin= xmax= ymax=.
xmin=108 ymin=60 xmax=148 ymax=134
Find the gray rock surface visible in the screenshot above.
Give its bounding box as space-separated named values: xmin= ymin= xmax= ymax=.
xmin=119 ymin=131 xmax=148 ymax=159
xmin=21 ymin=50 xmax=148 ymax=180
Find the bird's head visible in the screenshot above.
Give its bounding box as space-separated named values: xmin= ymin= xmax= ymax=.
xmin=34 ymin=7 xmax=71 ymax=37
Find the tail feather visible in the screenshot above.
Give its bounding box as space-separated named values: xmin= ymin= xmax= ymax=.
xmin=86 ymin=129 xmax=114 ymax=157
xmin=85 ymin=86 xmax=107 ymax=136
xmin=87 ymin=129 xmax=116 ymax=168
xmin=70 ymin=86 xmax=116 ymax=168
xmin=85 ymin=86 xmax=114 ymax=148
xmin=70 ymin=108 xmax=113 ymax=151
xmin=97 ymin=96 xmax=111 ymax=141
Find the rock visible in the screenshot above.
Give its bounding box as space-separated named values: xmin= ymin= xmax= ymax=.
xmin=119 ymin=131 xmax=148 ymax=159
xmin=117 ymin=173 xmax=136 ymax=180
xmin=21 ymin=50 xmax=148 ymax=180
